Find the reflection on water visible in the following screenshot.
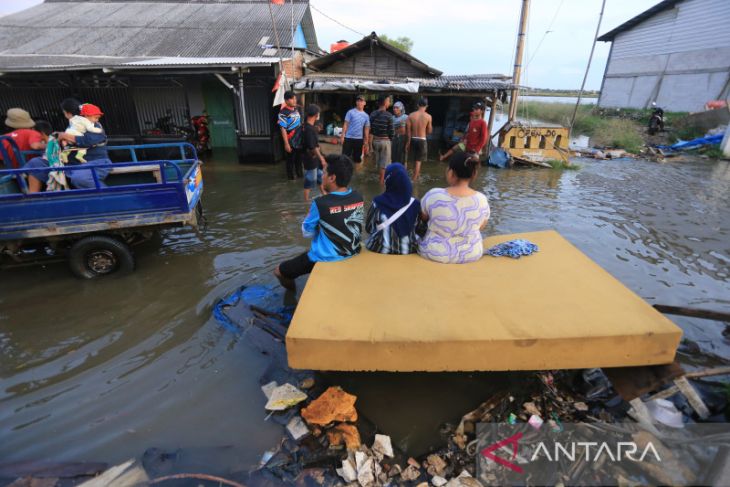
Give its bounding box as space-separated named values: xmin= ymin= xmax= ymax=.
xmin=1 ymin=150 xmax=729 ymax=466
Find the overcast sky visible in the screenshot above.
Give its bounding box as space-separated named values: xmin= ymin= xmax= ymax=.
xmin=2 ymin=0 xmax=659 ymax=90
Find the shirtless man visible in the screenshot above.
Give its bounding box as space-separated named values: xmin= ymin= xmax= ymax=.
xmin=405 ymin=97 xmax=432 ymax=181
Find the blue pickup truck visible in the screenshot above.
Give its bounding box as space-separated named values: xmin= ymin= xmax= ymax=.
xmin=0 ymin=138 xmax=203 ymax=278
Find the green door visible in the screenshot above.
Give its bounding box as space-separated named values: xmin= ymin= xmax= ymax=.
xmin=202 ymin=79 xmax=237 ymax=148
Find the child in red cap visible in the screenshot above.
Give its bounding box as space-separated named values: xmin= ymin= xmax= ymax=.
xmin=65 ymin=103 xmax=104 ymax=163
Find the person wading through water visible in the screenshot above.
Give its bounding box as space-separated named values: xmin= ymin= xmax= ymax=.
xmin=406 ymin=97 xmax=432 ymax=181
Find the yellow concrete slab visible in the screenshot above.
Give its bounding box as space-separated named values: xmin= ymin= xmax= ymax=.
xmin=286 ymin=230 xmax=682 ymax=371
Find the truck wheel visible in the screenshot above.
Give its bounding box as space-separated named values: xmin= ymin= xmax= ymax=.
xmin=68 ymin=236 xmax=135 ymax=279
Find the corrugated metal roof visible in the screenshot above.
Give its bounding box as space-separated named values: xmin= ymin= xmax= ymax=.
xmin=297 ymin=73 xmax=515 ymax=93
xmin=598 ymin=0 xmax=684 ymax=41
xmin=418 ymin=74 xmax=515 ymax=91
xmin=122 ymin=56 xmax=285 ymax=66
xmin=0 ymin=0 xmax=319 ymax=72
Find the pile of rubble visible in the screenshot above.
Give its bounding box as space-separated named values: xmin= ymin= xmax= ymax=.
xmin=251 ymin=367 xmax=729 ymax=487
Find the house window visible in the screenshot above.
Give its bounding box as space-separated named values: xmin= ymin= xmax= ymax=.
xmin=539 ymin=136 xmax=546 ymax=149
xmin=525 ymin=136 xmax=531 ymax=149
xmin=555 ymin=134 xmax=563 ymax=148
xmin=510 ymin=136 xmax=516 ymax=148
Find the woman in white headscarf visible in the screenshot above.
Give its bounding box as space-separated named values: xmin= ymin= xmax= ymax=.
xmin=391 ymin=101 xmax=408 ymax=167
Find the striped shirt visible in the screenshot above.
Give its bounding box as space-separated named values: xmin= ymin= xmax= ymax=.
xmin=365 ymin=202 xmax=419 ymax=255
xmin=369 ymin=109 xmax=394 ymax=139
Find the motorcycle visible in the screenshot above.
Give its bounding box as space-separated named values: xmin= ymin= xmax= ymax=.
xmin=648 ymin=106 xmax=665 ymax=135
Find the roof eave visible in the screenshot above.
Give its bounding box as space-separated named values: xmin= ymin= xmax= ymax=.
xmin=597 ymin=0 xmax=683 ymax=42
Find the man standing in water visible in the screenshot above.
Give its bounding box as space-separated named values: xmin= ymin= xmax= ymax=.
xmin=340 ymin=95 xmax=370 ymax=165
xmin=391 ymin=101 xmax=408 ymax=166
xmin=406 ymin=97 xmax=432 ymax=181
xmin=369 ymin=94 xmax=394 ymax=186
xmin=278 ymin=91 xmax=303 ymax=180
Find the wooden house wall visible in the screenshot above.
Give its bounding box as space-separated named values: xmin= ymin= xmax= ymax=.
xmin=323 ymin=46 xmax=428 ymax=78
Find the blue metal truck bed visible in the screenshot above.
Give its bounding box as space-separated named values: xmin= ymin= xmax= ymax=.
xmin=0 ymin=139 xmax=203 ymax=277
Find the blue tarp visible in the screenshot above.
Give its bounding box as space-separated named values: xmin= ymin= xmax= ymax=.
xmin=488 ymin=148 xmax=511 ymax=169
xmin=656 ymin=134 xmax=723 ymax=151
xmin=213 ymin=284 xmax=293 ymax=333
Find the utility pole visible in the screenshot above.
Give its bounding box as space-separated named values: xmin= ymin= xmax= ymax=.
xmin=509 ymin=0 xmax=530 ymax=122
xmin=569 ymin=0 xmax=607 ymax=137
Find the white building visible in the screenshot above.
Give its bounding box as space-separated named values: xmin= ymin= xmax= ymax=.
xmin=597 ymin=0 xmax=730 ymax=112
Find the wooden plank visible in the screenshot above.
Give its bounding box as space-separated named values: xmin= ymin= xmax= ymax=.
xmin=653 ymin=304 xmax=730 ymax=322
xmin=604 ymin=361 xmax=684 ymax=401
xmin=674 ymin=376 xmax=710 ymax=419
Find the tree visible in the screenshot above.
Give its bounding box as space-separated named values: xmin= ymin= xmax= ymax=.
xmin=379 ymin=35 xmax=413 ymax=53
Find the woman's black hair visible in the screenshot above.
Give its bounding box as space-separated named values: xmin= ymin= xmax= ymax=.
xmin=325 ymin=154 xmax=354 ymax=187
xmin=60 ymin=98 xmax=81 ymax=116
xmin=448 ymin=151 xmax=479 ymax=180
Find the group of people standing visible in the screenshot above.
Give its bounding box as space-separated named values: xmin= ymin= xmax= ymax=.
xmin=1 ymin=99 xmax=112 ymax=192
xmin=339 ymin=94 xmax=433 ymax=184
xmin=277 ymin=91 xmax=492 ymax=200
xmin=277 ymin=91 xmax=436 ymax=200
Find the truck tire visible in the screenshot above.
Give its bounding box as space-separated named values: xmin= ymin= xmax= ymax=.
xmin=68 ymin=235 xmax=135 ymax=279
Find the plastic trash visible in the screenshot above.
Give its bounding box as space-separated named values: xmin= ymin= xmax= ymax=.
xmin=264 ymin=383 xmax=307 ymax=411
xmin=372 ymin=434 xmax=394 ymax=458
xmin=286 ymin=416 xmax=310 ymax=440
xmin=646 ymin=398 xmax=684 ymax=428
xmin=528 ymin=414 xmax=543 ymax=429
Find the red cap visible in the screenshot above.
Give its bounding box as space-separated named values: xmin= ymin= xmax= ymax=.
xmin=80 ymin=103 xmax=103 ymax=116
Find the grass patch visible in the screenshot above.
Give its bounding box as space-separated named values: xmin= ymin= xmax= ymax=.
xmin=591 ymin=119 xmax=644 ymax=154
xmin=515 ymin=102 xmax=644 ymax=153
xmin=699 ymin=145 xmax=727 ymax=159
xmin=547 ymin=159 xmax=580 ymax=170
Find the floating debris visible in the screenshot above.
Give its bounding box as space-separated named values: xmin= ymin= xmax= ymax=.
xmin=264 ymin=383 xmax=308 ymax=411
xmin=301 ymin=386 xmax=358 ymax=426
xmin=327 ymin=423 xmax=361 ymax=450
xmin=285 ymin=415 xmax=310 ymax=441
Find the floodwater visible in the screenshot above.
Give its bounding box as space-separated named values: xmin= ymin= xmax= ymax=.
xmin=1 ymin=150 xmax=729 ymax=472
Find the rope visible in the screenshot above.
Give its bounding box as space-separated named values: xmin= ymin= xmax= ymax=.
xmin=525 ymin=0 xmax=565 ymax=68
xmin=310 ymin=3 xmax=366 ymax=37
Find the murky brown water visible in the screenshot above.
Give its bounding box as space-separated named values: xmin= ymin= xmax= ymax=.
xmin=1 ymin=149 xmax=729 ymax=470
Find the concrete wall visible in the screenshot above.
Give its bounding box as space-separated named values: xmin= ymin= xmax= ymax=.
xmin=599 ymin=0 xmax=730 ymax=112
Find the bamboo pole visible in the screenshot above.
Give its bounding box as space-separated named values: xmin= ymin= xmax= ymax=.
xmin=568 ymin=0 xmax=606 ymax=138
xmin=487 ymin=95 xmax=499 ymax=153
xmin=508 ymin=0 xmax=530 ymax=122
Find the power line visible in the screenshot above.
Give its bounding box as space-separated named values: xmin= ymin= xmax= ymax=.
xmin=525 ymin=0 xmax=565 ymax=68
xmin=310 ymin=3 xmax=366 ymax=38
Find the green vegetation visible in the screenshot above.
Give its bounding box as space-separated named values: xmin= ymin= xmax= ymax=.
xmin=547 ymin=159 xmax=580 ymax=170
xmin=699 ymin=145 xmax=727 ymax=159
xmin=525 ymin=89 xmax=600 ymax=98
xmin=379 ymin=35 xmax=413 ymax=53
xmin=517 ymin=101 xmax=644 ymax=154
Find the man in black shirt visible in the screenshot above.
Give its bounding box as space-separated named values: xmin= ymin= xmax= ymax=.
xmin=368 ymin=94 xmax=394 ymax=185
xmin=301 ymin=104 xmax=326 ymax=201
